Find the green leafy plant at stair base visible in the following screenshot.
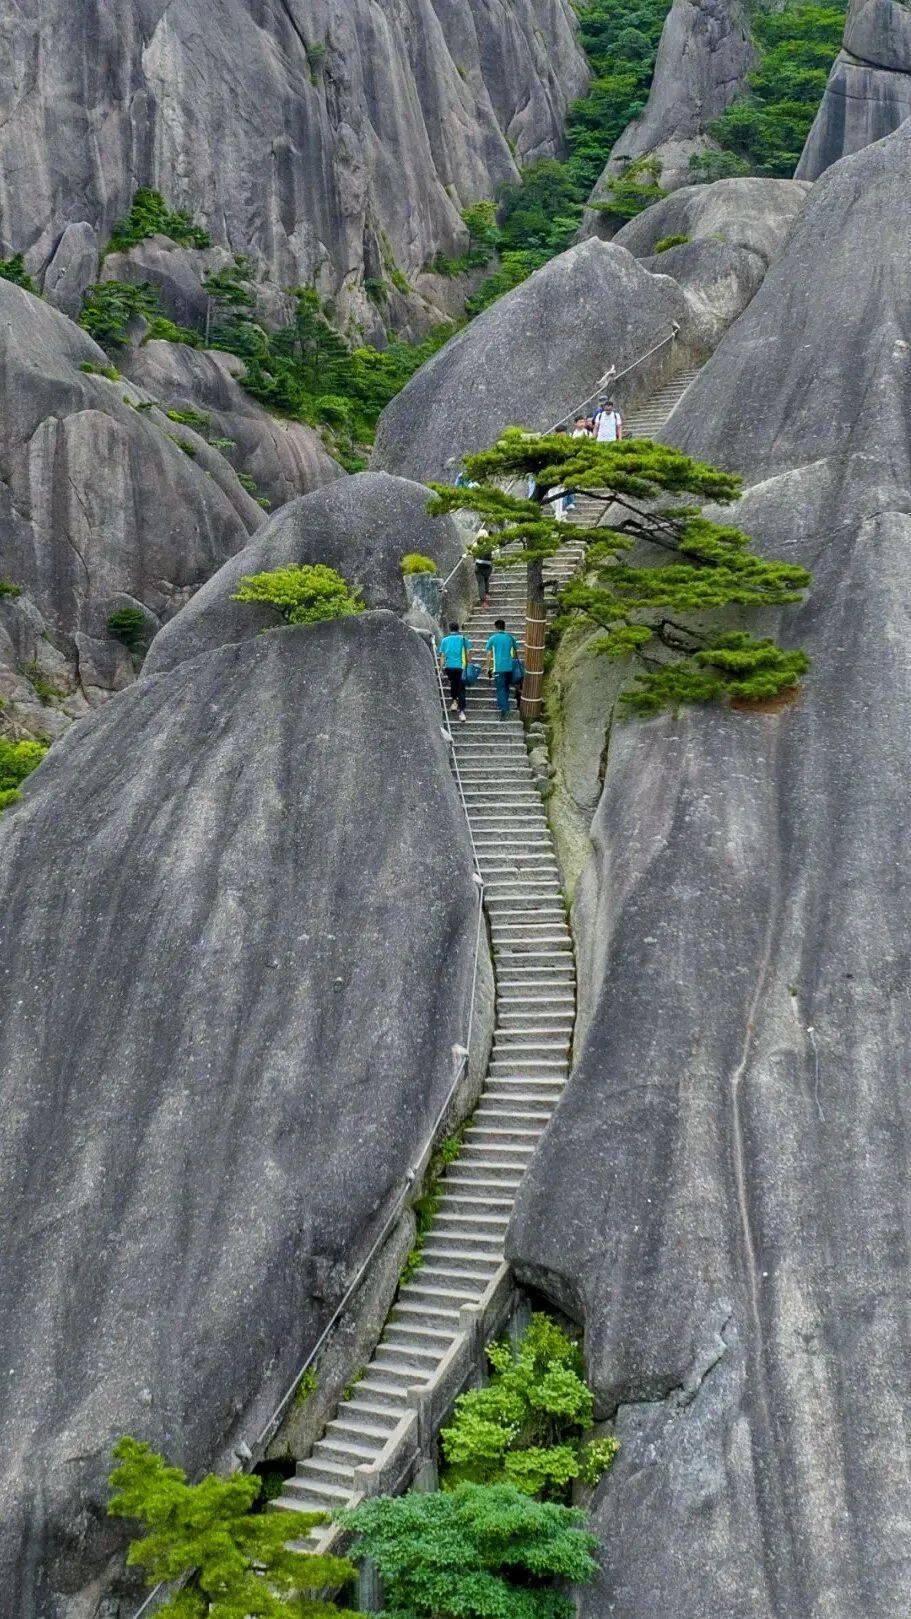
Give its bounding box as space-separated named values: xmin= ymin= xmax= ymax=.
xmin=400 ymin=552 xmax=437 ymax=575
xmin=706 ymin=3 xmax=847 ymax=177
xmin=430 ymin=431 xmax=810 ymax=714
xmin=232 ymin=564 xmax=365 ymax=627
xmin=108 ymin=1436 xmax=360 ymax=1619
xmin=343 ymin=1481 xmax=598 ymax=1619
xmin=293 ymin=1364 xmax=319 ymax=1409
xmin=0 ymin=253 xmax=37 ymax=293
xmin=0 ymin=737 xmax=49 ymax=812
xmin=106 ymin=188 xmax=212 ymax=256
xmin=441 ymin=1312 xmax=618 ymax=1498
xmin=399 ymin=1129 xmax=466 ymax=1286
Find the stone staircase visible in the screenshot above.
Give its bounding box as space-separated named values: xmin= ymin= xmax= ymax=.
xmin=273 ymin=360 xmax=702 ymax=1542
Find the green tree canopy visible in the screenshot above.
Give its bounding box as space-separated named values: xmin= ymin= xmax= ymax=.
xmin=232 ymin=563 xmax=365 ymax=626
xmin=108 ymin=1437 xmax=359 ymax=1619
xmin=343 ymin=1483 xmax=598 ymax=1619
xmin=430 ymin=429 xmax=810 ymax=714
xmin=708 ymin=3 xmax=847 ymax=176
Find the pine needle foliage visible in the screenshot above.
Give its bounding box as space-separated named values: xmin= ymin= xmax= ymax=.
xmin=108 ymin=1437 xmax=359 ymax=1619
xmin=107 ymin=188 xmax=212 ymax=255
xmin=441 ymin=1313 xmax=618 ymax=1499
xmin=79 ymin=281 xmax=159 ymax=347
xmin=343 ymin=1482 xmax=598 ymax=1619
xmin=232 ymin=564 xmax=365 ymax=626
xmin=430 ymin=430 xmax=810 ymax=713
xmin=0 ymin=253 xmax=37 ymax=293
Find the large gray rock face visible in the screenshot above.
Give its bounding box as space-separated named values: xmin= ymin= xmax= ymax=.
xmin=587 ymin=0 xmax=756 ymax=200
xmin=371 ymin=239 xmax=698 ymax=484
xmin=614 ymin=177 xmax=811 ymax=266
xmin=123 ymin=341 xmax=343 ymax=513
xmin=797 ymin=0 xmax=911 ymax=180
xmin=0 ymin=604 xmax=480 ymax=1615
xmin=0 ymin=280 xmax=265 ymax=737
xmin=509 ymin=120 xmax=911 ymax=1618
xmin=3 ymin=0 xmax=587 ymax=331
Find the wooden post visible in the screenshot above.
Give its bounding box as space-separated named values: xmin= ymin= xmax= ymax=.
xmin=520 ymin=557 xmax=546 ymax=724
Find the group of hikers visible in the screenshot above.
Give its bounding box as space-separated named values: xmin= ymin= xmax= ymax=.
xmin=438 ymin=618 xmax=521 ymax=723
xmin=437 ymin=395 xmax=624 ymax=722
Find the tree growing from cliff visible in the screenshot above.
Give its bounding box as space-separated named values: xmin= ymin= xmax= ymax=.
xmin=343 ymin=1483 xmax=598 ymax=1619
xmin=0 ymin=253 xmax=37 ymax=293
xmin=233 ymin=563 xmax=365 ymax=626
xmin=430 ymin=430 xmax=810 ymax=719
xmin=441 ymin=1313 xmax=618 ymax=1499
xmin=108 ymin=1437 xmax=360 ymax=1619
xmin=106 ymin=188 xmax=212 ymax=256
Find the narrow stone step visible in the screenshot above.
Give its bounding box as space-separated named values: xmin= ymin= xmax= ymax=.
xmin=337 ymin=1403 xmax=403 ymax=1434
xmin=284 ymin=1474 xmax=353 ymax=1504
xmin=315 ymin=1434 xmax=383 ymax=1466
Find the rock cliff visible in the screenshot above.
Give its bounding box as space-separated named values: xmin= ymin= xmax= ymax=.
xmin=797 ymin=0 xmax=911 ymax=179
xmin=586 ymin=0 xmax=756 ymax=201
xmin=2 ymin=0 xmax=588 ymax=331
xmin=508 ymin=118 xmax=911 ymax=1619
xmin=0 ymin=478 xmax=485 ymax=1616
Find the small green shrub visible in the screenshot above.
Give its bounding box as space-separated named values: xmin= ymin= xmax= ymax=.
xmin=25 ymin=661 xmax=63 ymax=704
xmin=389 ymin=265 xmax=410 ymax=295
xmin=107 ymin=187 xmax=211 ymax=255
xmin=79 ymin=281 xmax=159 ymax=347
xmin=364 ymin=275 xmax=388 ymax=305
xmin=168 ymin=435 xmax=197 ymax=458
xmin=653 ymin=232 xmax=690 ymax=253
xmin=145 ymin=314 xmax=203 ymax=348
xmin=108 ymin=1437 xmax=357 ymax=1619
xmin=400 ymin=1126 xmax=466 ymax=1284
xmin=344 ymin=1483 xmax=598 ymax=1619
xmin=0 ymin=579 xmax=22 ymax=600
xmin=440 ymin=1312 xmax=618 ymax=1499
xmin=80 ymin=360 xmax=121 ymax=380
xmin=232 ymin=563 xmax=365 ymax=626
xmin=0 ymin=736 xmax=49 ymax=811
xmin=306 ymin=39 xmax=327 ymax=79
xmin=293 ymin=1365 xmax=318 ymax=1409
xmin=688 ymin=148 xmax=750 ymax=184
xmin=166 ymin=406 xmax=211 ymax=433
xmin=0 ymin=253 xmax=37 ymax=293
xmin=107 ymin=607 xmax=151 ymax=652
xmin=592 ymin=155 xmax=667 ymax=222
xmin=401 ymin=552 xmax=437 ymax=575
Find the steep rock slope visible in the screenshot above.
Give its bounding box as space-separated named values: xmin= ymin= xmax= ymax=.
xmin=508 ymin=120 xmax=911 ymax=1618
xmin=0 ymin=481 xmax=482 ymax=1615
xmin=371 ymin=238 xmax=698 ymax=484
xmin=2 ymin=0 xmax=588 ymax=329
xmin=586 ymin=0 xmax=756 ymax=201
xmin=797 ymin=0 xmax=911 ymax=179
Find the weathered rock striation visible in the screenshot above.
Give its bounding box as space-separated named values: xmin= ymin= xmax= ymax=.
xmin=0 ymin=479 xmax=484 ymax=1614
xmin=3 ymin=0 xmax=588 ymax=331
xmin=371 ymin=238 xmax=699 ymax=484
xmin=586 ymin=0 xmax=756 ymax=203
xmin=797 ymin=0 xmax=911 ymax=180
xmin=509 ymin=119 xmax=911 ymax=1618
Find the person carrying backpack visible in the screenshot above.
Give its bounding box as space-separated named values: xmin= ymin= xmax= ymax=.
xmin=438 ymin=623 xmax=471 ymax=722
xmin=595 ymin=396 xmax=623 ymax=442
xmin=485 ymin=618 xmax=521 ymax=721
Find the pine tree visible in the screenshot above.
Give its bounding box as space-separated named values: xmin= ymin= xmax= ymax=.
xmin=108 ymin=1437 xmax=360 ymax=1619
xmin=429 ymin=429 xmax=810 ymax=718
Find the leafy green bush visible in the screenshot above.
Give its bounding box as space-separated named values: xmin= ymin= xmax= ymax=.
xmin=107 ymin=607 xmax=151 ymax=652
xmin=232 ymin=563 xmax=365 ymax=626
xmin=79 ymin=281 xmax=159 ymax=347
xmin=708 ymin=3 xmax=847 ymax=176
xmin=145 ymin=314 xmax=203 ymax=348
xmin=344 ymin=1482 xmax=598 ymax=1619
xmin=166 ymin=406 xmax=211 ymax=433
xmin=0 ymin=579 xmax=22 ymax=600
xmin=591 ymin=156 xmax=666 ymax=222
xmin=400 ymin=553 xmax=437 ymax=575
xmin=107 ymin=188 xmax=211 ymax=255
xmin=0 ymin=737 xmax=48 ymax=812
xmin=0 ymin=253 xmax=37 ymax=293
xmin=80 ymin=360 xmax=121 ymax=379
xmin=688 ymin=148 xmax=751 ymax=184
xmin=108 ymin=1437 xmax=358 ymax=1619
xmin=441 ymin=1313 xmax=618 ymax=1498
xmin=653 ymin=232 xmax=690 ymax=253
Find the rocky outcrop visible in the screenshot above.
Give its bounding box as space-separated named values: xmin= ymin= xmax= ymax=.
xmin=0 ymin=473 xmax=484 ymax=1611
xmin=371 ymin=238 xmax=699 ymax=484
xmin=797 ymin=0 xmax=911 ymax=179
xmin=586 ymin=0 xmax=756 ymax=202
xmin=122 ymin=341 xmax=342 ymax=514
xmin=3 ymin=0 xmax=588 ymax=333
xmin=509 ymin=118 xmax=911 ymax=1619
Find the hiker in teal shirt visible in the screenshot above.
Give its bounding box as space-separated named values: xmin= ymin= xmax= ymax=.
xmin=485 ymin=619 xmax=520 ymax=720
xmin=438 ymin=622 xmax=471 ymax=722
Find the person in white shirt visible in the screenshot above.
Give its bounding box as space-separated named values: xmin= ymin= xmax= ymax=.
xmin=572 ymin=417 xmax=589 ymax=438
xmin=595 ymin=397 xmax=623 ymax=442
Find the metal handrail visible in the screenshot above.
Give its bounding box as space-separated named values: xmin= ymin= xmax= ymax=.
xmin=440 ymin=323 xmax=680 ymax=588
